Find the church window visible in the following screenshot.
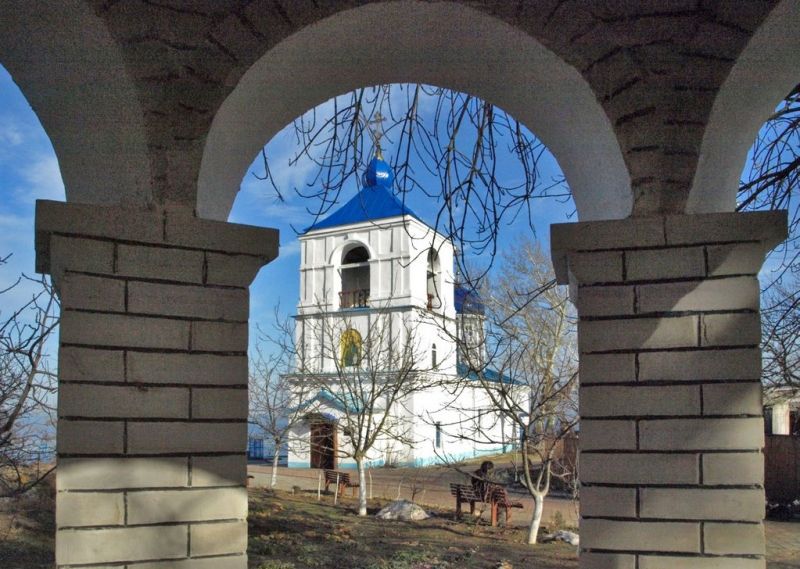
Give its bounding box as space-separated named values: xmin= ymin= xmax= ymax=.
xmin=426 ymin=249 xmax=441 ymax=309
xmin=435 ymin=423 xmax=442 ymax=448
xmin=340 ymin=328 xmax=362 ymax=367
xmin=341 ymin=244 xmax=370 ymax=308
xmin=431 ymin=343 xmax=438 ymax=370
xmin=343 ymin=246 xmax=369 ymax=264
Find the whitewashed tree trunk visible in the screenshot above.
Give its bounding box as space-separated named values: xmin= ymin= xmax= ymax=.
xmin=527 ymin=492 xmax=545 ymax=545
xmin=270 ymin=449 xmax=280 ymax=489
xmin=357 ymin=458 xmax=368 ymax=516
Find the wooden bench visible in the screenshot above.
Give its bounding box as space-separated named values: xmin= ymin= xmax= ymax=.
xmin=324 ymin=469 xmax=359 ymax=497
xmin=450 ymin=482 xmax=524 ymax=526
xmin=449 ymin=483 xmax=484 ymax=518
xmin=488 ymin=485 xmax=524 ymax=527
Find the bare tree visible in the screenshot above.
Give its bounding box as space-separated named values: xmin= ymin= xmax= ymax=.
xmin=739 ymin=84 xmax=800 ymax=394
xmin=254 ymin=84 xmax=566 ymax=285
xmin=249 ymin=313 xmax=315 ymax=489
xmin=739 ymin=84 xmax=800 ymax=255
xmin=0 ymin=256 xmax=59 ymax=496
xmin=259 ymin=82 xmax=800 ymax=384
xmin=761 ymin=283 xmax=800 ymax=397
xmin=440 ymin=240 xmax=578 ymax=544
xmin=278 ymin=304 xmax=435 ymax=516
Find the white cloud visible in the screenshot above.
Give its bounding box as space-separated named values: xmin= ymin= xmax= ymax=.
xmin=279 ymin=240 xmax=301 ymax=257
xmin=16 ymin=154 xmax=65 ymax=202
xmin=0 ymin=211 xmax=32 ymax=232
xmin=0 ymin=118 xmax=24 ymax=146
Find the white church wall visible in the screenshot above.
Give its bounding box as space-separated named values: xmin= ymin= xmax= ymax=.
xmin=285 ymin=373 xmax=521 ymax=470
xmin=297 ymin=308 xmax=455 ymax=376
xmin=298 ymin=217 xmax=455 ymax=315
xmin=285 ymin=205 xmax=520 ymax=471
xmin=285 ymin=396 xmax=416 ymax=470
xmin=408 ymin=381 xmax=515 ymax=467
xmin=403 ymin=220 xmax=456 ymax=318
xmin=408 ymin=312 xmax=457 ymax=375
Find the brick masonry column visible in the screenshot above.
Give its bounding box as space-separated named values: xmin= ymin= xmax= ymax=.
xmin=35 ymin=200 xmax=278 ymax=569
xmin=551 ymin=211 xmax=787 ymax=569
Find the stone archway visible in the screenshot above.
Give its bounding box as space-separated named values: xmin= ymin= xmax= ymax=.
xmin=689 ymin=0 xmax=800 ymax=213
xmin=0 ymin=1 xmax=791 ymax=568
xmin=197 ymin=1 xmax=631 ymax=222
xmin=0 ymin=0 xmax=152 ymax=206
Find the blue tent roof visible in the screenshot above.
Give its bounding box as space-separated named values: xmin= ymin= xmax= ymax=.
xmin=304 ymin=156 xmax=425 ymax=233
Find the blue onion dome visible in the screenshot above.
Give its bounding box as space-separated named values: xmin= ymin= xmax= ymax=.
xmin=362 ymin=153 xmax=394 ymax=188
xmin=455 ymin=285 xmax=485 ymax=315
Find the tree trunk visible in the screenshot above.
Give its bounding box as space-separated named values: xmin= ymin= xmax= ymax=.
xmin=270 ymin=449 xmax=280 ymax=489
xmin=356 ymin=457 xmax=368 ymax=516
xmin=527 ymin=492 xmax=544 ymax=545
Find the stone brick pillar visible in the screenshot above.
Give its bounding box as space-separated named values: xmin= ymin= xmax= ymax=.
xmin=35 ymin=200 xmax=277 ymax=569
xmin=551 ymin=211 xmax=787 ymax=569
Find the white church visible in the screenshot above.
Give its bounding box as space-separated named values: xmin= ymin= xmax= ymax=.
xmin=279 ymin=150 xmax=522 ymax=469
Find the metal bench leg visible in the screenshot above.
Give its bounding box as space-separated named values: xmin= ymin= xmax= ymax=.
xmin=455 ymin=499 xmax=462 ymax=519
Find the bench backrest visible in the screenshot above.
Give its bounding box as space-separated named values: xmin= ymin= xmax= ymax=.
xmin=489 ymin=485 xmax=509 ymax=502
xmin=449 ymin=483 xmax=479 ymax=500
xmin=325 ymin=470 xmax=351 ymax=485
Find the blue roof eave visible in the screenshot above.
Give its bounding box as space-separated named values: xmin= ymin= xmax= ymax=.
xmin=302 ymin=184 xmax=428 ymax=234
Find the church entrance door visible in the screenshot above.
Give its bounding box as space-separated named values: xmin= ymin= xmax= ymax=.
xmin=310 ymin=420 xmax=336 ymax=470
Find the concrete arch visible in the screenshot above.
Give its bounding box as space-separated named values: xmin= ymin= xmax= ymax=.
xmin=688 ymin=0 xmax=800 ymax=214
xmin=329 ymin=239 xmax=375 ymax=266
xmin=0 ymin=1 xmax=152 ymax=206
xmin=199 ymin=0 xmax=631 ymax=223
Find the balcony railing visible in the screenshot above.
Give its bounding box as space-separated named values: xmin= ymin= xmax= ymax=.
xmin=340 ymin=289 xmax=370 ymax=309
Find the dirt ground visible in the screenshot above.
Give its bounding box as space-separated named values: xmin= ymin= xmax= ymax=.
xmin=248 ymin=489 xmax=577 ymax=569
xmin=0 ymin=467 xmax=797 ymax=569
xmin=252 ymin=462 xmax=800 ymax=569
xmin=248 ymin=461 xmax=579 ymax=530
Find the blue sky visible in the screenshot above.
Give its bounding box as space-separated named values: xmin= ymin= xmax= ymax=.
xmin=0 ymin=70 xmax=575 ymax=354
xmin=13 ymin=69 xmax=789 ymax=355
xmin=219 ymin=88 xmax=577 ymax=330
xmin=0 ymin=67 xmax=65 ymax=311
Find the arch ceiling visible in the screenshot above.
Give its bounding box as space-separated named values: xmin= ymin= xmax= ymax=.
xmin=0 ymin=1 xmax=783 ymax=220
xmin=689 ymin=0 xmax=800 ymax=214
xmin=199 ymin=1 xmax=631 ymax=222
xmin=0 ymin=0 xmax=151 ymax=206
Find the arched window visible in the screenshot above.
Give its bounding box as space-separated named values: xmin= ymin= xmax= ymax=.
xmin=431 ymin=343 xmax=438 ymax=370
xmin=343 ymin=246 xmax=369 ymax=264
xmin=426 ymin=249 xmax=441 ymax=310
xmin=340 ymin=329 xmax=362 ymax=367
xmin=340 ymin=245 xmax=370 ymax=308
